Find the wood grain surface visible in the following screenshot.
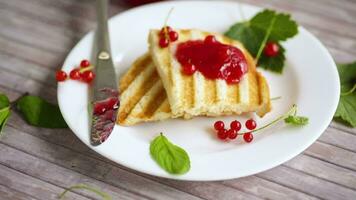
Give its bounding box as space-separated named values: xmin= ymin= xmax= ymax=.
xmin=0 ymin=0 xmax=356 ymax=199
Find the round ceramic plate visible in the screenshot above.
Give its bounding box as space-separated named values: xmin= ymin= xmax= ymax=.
xmin=58 ymin=1 xmax=340 ymax=181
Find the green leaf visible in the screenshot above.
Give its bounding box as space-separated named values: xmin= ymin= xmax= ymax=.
xmin=0 ymin=94 xmax=10 ymax=109
xmin=16 ymin=95 xmax=68 ymax=128
xmin=284 ymin=115 xmax=309 ymax=126
xmin=0 ymin=94 xmax=11 ymax=137
xmin=150 ymin=133 xmax=190 ymax=175
xmin=250 ymin=10 xmax=298 ymax=41
xmin=334 ymin=62 xmax=356 ymax=127
xmin=225 ymin=9 xmax=298 ymax=73
xmin=58 ymin=184 xmax=112 ymax=200
xmin=0 ymin=107 xmax=10 ymax=137
xmin=225 ymin=22 xmax=264 ymax=56
xmin=258 ymin=43 xmax=286 ymax=73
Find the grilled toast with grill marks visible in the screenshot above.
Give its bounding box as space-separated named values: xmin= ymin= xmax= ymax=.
xmin=148 ymin=29 xmax=271 ymax=119
xmin=118 ymin=53 xmax=171 ymax=126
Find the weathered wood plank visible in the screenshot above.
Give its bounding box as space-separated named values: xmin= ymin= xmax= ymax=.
xmin=0 ymin=53 xmax=57 ymax=87
xmin=305 ymin=141 xmax=356 ymax=171
xmin=222 ymin=175 xmax=319 ymax=200
xmin=284 ymin=154 xmax=356 ymax=190
xmin=258 ymin=165 xmax=356 ymax=200
xmin=0 ymin=70 xmax=57 ymax=102
xmin=0 ymin=164 xmax=90 ymax=200
xmin=319 ymin=128 xmax=356 ymax=152
xmin=0 ymin=184 xmax=38 ymax=200
xmin=0 ymin=143 xmax=150 ymax=200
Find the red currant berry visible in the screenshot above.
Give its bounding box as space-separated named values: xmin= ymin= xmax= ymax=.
xmin=69 ymin=68 xmax=81 ymax=80
xmin=214 ymin=121 xmax=225 ymax=131
xmin=159 ymin=37 xmax=169 ymax=48
xmin=245 ymin=119 xmax=257 ymax=130
xmin=106 ymin=97 xmax=119 ymax=109
xmin=227 ymin=129 xmax=238 ymax=139
xmin=80 ymin=59 xmax=90 ymax=68
xmin=182 ymin=64 xmax=196 ymax=75
xmin=55 ymin=70 xmax=67 ymax=82
xmin=81 ymin=71 xmax=95 ymax=83
xmin=217 ymin=129 xmax=228 ymax=140
xmin=243 ymin=132 xmax=254 ymax=143
xmin=204 ymin=35 xmax=217 ymax=44
xmin=159 ymin=26 xmax=172 ymax=37
xmin=264 ymin=42 xmax=279 ymax=57
xmin=230 ymin=120 xmax=241 ymax=131
xmin=94 ymin=102 xmax=106 ymax=115
xmin=169 ymin=31 xmax=179 ymax=42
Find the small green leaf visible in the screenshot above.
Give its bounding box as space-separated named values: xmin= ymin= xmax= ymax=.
xmin=0 ymin=94 xmax=10 ymax=109
xmin=225 ymin=22 xmax=264 ymax=56
xmin=251 ymin=10 xmax=298 ymax=41
xmin=16 ymin=95 xmax=68 ymax=128
xmin=0 ymin=94 xmax=11 ymax=137
xmin=150 ymin=133 xmax=190 ymax=175
xmin=0 ymin=107 xmax=10 ymax=137
xmin=58 ymin=184 xmax=112 ymax=200
xmin=284 ymin=115 xmax=309 ymax=126
xmin=334 ymin=62 xmax=356 ymax=127
xmin=258 ymin=43 xmax=286 ymax=73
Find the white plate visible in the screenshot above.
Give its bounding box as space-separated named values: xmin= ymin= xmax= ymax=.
xmin=58 ymin=1 xmax=340 ymax=181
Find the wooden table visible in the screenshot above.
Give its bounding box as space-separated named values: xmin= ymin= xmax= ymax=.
xmin=1 ymin=0 xmax=356 ymax=199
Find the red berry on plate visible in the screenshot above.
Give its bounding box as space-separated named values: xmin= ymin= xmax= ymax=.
xmin=204 ymin=35 xmax=217 ymax=44
xmin=81 ymin=70 xmax=95 ymax=83
xmin=69 ymin=68 xmax=81 ymax=80
xmin=56 ymin=70 xmax=67 ymax=82
xmin=264 ymin=42 xmax=279 ymax=57
xmin=214 ymin=120 xmax=225 ymax=131
xmin=182 ymin=64 xmax=196 ymax=75
xmin=245 ymin=119 xmax=257 ymax=130
xmin=80 ymin=59 xmax=90 ymax=68
xmin=217 ymin=129 xmax=228 ymax=140
xmin=227 ymin=129 xmax=238 ymax=139
xmin=169 ymin=31 xmax=179 ymax=42
xmin=94 ymin=102 xmax=106 ymax=115
xmin=159 ymin=37 xmax=170 ymax=48
xmin=230 ymin=120 xmax=241 ymax=131
xmin=243 ymin=132 xmax=254 ymax=143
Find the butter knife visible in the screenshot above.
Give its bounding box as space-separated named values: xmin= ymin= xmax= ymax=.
xmin=90 ymin=0 xmax=119 ymax=146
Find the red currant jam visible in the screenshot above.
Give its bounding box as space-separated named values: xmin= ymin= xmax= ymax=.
xmin=175 ymin=36 xmax=248 ymax=84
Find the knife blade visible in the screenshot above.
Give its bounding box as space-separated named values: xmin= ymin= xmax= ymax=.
xmin=90 ymin=0 xmax=119 ymax=146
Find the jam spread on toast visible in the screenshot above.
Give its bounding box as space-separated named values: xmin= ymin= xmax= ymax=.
xmin=175 ymin=35 xmax=248 ymax=84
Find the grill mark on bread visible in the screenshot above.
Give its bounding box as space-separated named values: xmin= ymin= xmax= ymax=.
xmin=140 ymin=87 xmax=167 ymax=118
xmin=120 ymin=55 xmax=151 ymax=93
xmin=118 ymin=70 xmax=159 ymax=123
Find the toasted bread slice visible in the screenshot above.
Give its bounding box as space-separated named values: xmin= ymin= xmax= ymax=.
xmin=148 ymin=29 xmax=271 ymax=118
xmin=118 ymin=53 xmax=171 ymax=126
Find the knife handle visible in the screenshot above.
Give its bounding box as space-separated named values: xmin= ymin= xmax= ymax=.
xmin=96 ymin=0 xmax=111 ymax=55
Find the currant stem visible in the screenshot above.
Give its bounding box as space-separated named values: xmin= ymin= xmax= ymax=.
xmin=255 ymin=15 xmax=277 ymax=63
xmin=163 ymin=8 xmax=174 ymax=41
xmin=270 ymin=96 xmax=282 ymax=101
xmin=58 ymin=184 xmax=111 ymax=200
xmin=79 ymin=66 xmax=94 ymax=73
xmin=341 ymin=83 xmax=356 ymax=96
xmin=237 ymin=104 xmax=297 ymax=135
